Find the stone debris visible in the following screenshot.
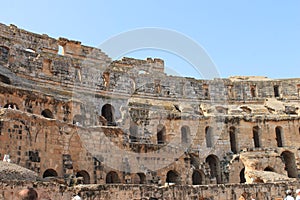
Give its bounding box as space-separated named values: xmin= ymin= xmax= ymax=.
xmin=0 ymin=161 xmax=38 ymax=181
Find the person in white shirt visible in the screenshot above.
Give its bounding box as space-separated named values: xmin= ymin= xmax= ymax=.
xmin=295 ymin=189 xmax=300 ymax=200
xmin=285 ymin=189 xmax=295 ymax=200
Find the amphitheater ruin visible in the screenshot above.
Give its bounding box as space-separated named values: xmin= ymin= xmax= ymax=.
xmin=0 ymin=23 xmax=300 ymax=199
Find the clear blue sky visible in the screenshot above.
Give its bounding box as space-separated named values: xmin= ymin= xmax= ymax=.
xmin=1 ymin=0 xmax=299 ymax=79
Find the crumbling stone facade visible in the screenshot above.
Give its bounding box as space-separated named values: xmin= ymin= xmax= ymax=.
xmin=1 ymin=23 xmax=300 ymax=199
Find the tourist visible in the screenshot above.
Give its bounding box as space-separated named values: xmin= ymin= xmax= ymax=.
xmin=284 ymin=189 xmax=294 ymax=200
xmin=295 ymin=189 xmax=300 ymax=200
xmin=18 ymin=187 xmax=38 ymax=200
xmin=72 ymin=194 xmax=82 ymax=200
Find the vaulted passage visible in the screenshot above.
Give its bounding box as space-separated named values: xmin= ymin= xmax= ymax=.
xmin=264 ymin=166 xmax=275 ymax=172
xmin=192 ymin=170 xmax=204 ymax=185
xmin=106 ymin=171 xmax=120 ymax=184
xmin=76 ymin=170 xmax=90 ymax=184
xmin=281 ymin=151 xmax=298 ymax=178
xmin=166 ymin=170 xmax=181 ymax=184
xmin=157 ymin=124 xmax=166 ymax=144
xmin=275 ymin=126 xmax=283 ymax=147
xmin=132 ymin=173 xmax=146 ymax=184
xmin=240 ymin=168 xmax=246 ymax=183
xmin=43 ymin=169 xmax=58 ymax=178
xmin=253 ymin=126 xmax=261 ymax=148
xmin=205 ymin=126 xmax=213 ymax=148
xmin=229 ymin=126 xmax=238 ymax=154
xmin=101 ymin=104 xmax=115 ymax=126
xmin=41 ymin=109 xmax=54 ymax=119
xmin=206 ymin=155 xmax=221 ymax=184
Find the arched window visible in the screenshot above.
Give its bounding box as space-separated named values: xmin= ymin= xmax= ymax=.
xmin=157 ymin=124 xmax=166 ymax=144
xmin=166 ymin=170 xmax=181 ymax=184
xmin=76 ymin=170 xmax=90 ymax=184
xmin=43 ymin=169 xmax=58 ymax=178
xmin=192 ymin=170 xmax=204 ymax=185
xmin=4 ymin=103 xmax=19 ymax=110
xmin=253 ymin=126 xmax=261 ymax=148
xmin=101 ymin=104 xmax=115 ymax=126
xmin=229 ymin=126 xmax=238 ymax=154
xmin=206 ymin=154 xmax=221 ymax=184
xmin=205 ymin=126 xmax=213 ymax=148
xmin=275 ymin=126 xmax=283 ymax=147
xmin=240 ymin=168 xmax=246 ymax=183
xmin=129 ymin=122 xmax=139 ymax=142
xmin=132 ymin=173 xmax=146 ymax=184
xmin=181 ymin=126 xmax=190 ymax=144
xmin=41 ymin=109 xmax=54 ymax=119
xmin=106 ymin=171 xmax=121 ymax=184
xmin=281 ymin=151 xmax=298 ymax=178
xmin=0 ymin=46 xmax=9 ymax=64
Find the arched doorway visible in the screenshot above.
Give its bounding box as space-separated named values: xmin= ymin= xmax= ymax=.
xmin=206 ymin=155 xmax=221 ymax=184
xmin=106 ymin=171 xmax=121 ymax=184
xmin=101 ymin=104 xmax=115 ymax=126
xmin=264 ymin=166 xmax=275 ymax=172
xmin=192 ymin=170 xmax=204 ymax=185
xmin=157 ymin=124 xmax=166 ymax=144
xmin=281 ymin=151 xmax=298 ymax=178
xmin=275 ymin=126 xmax=284 ymax=147
xmin=76 ymin=170 xmax=90 ymax=184
xmin=181 ymin=126 xmax=190 ymax=144
xmin=240 ymin=168 xmax=246 ymax=183
xmin=229 ymin=126 xmax=238 ymax=154
xmin=41 ymin=109 xmax=54 ymax=119
xmin=253 ymin=126 xmax=261 ymax=148
xmin=132 ymin=173 xmax=146 ymax=184
xmin=205 ymin=126 xmax=213 ymax=148
xmin=43 ymin=169 xmax=58 ymax=178
xmin=166 ymin=170 xmax=181 ymax=184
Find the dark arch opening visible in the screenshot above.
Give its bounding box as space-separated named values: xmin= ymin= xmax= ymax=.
xmin=106 ymin=171 xmax=120 ymax=184
xmin=206 ymin=154 xmax=221 ymax=184
xmin=229 ymin=126 xmax=238 ymax=154
xmin=253 ymin=126 xmax=261 ymax=148
xmin=264 ymin=166 xmax=275 ymax=172
xmin=132 ymin=173 xmax=146 ymax=184
xmin=205 ymin=126 xmax=213 ymax=148
xmin=4 ymin=103 xmax=19 ymax=110
xmin=192 ymin=170 xmax=204 ymax=185
xmin=43 ymin=169 xmax=58 ymax=178
xmin=76 ymin=170 xmax=90 ymax=184
xmin=281 ymin=151 xmax=298 ymax=178
xmin=0 ymin=46 xmax=9 ymax=64
xmin=275 ymin=126 xmax=283 ymax=147
xmin=157 ymin=124 xmax=166 ymax=144
xmin=166 ymin=170 xmax=180 ymax=184
xmin=274 ymin=85 xmax=280 ymax=97
xmin=129 ymin=121 xmax=139 ymax=142
xmin=41 ymin=109 xmax=54 ymax=119
xmin=101 ymin=104 xmax=116 ymax=126
xmin=240 ymin=168 xmax=246 ymax=183
xmin=181 ymin=126 xmax=190 ymax=144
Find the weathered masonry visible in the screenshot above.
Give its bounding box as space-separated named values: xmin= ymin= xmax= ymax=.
xmin=0 ymin=23 xmax=300 ymax=199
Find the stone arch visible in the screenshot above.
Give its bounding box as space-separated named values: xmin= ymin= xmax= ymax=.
xmin=0 ymin=45 xmax=9 ymax=64
xmin=157 ymin=124 xmax=166 ymax=144
xmin=229 ymin=126 xmax=238 ymax=154
xmin=240 ymin=168 xmax=246 ymax=183
xmin=264 ymin=166 xmax=275 ymax=172
xmin=206 ymin=154 xmax=221 ymax=184
xmin=205 ymin=126 xmax=213 ymax=148
xmin=252 ymin=126 xmax=261 ymax=148
xmin=76 ymin=170 xmax=90 ymax=184
xmin=281 ymin=151 xmax=298 ymax=178
xmin=101 ymin=104 xmax=115 ymax=126
xmin=43 ymin=169 xmax=58 ymax=178
xmin=275 ymin=126 xmax=284 ymax=147
xmin=129 ymin=121 xmax=138 ymax=142
xmin=106 ymin=171 xmax=121 ymax=184
xmin=73 ymin=114 xmax=85 ymax=126
xmin=181 ymin=125 xmax=190 ymax=144
xmin=132 ymin=173 xmax=146 ymax=184
xmin=41 ymin=109 xmax=54 ymax=119
xmin=166 ymin=170 xmax=181 ymax=184
xmin=4 ymin=103 xmax=19 ymax=110
xmin=192 ymin=170 xmax=205 ymax=185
